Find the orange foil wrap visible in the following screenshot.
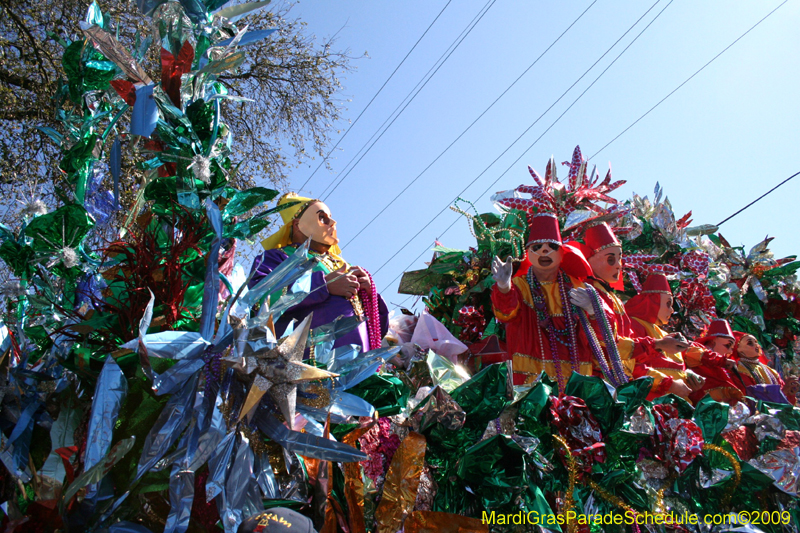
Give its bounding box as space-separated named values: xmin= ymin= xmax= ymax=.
xmin=342 ymin=425 xmax=374 ymax=533
xmin=374 ymin=431 xmax=427 ymax=533
xmin=403 ymin=511 xmax=489 ymax=533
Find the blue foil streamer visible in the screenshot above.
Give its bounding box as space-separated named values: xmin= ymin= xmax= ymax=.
xmin=131 ymin=84 xmax=158 ymax=138
xmin=255 ymin=411 xmax=366 ymax=463
xmin=206 ymin=431 xmax=235 ymax=501
xmin=254 ymin=452 xmax=279 ymax=499
xmin=135 ymin=374 xmax=198 ymax=481
xmin=221 ymin=433 xmax=254 ymax=533
xmin=84 ymin=357 xmax=127 ymax=471
xmin=199 ymin=199 xmax=222 ymax=341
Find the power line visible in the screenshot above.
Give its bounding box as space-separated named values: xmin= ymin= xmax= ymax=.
xmin=588 ymin=0 xmax=790 ymax=160
xmin=341 ymin=0 xmax=600 ymax=249
xmin=318 ymin=0 xmax=498 ymax=201
xmin=372 ymin=0 xmax=666 ymax=284
xmin=297 ymin=0 xmax=454 ymax=193
xmin=383 ymin=0 xmax=789 ymax=293
xmin=717 ymin=170 xmax=800 ymax=227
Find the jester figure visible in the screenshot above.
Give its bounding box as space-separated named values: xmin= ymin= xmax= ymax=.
xmin=249 ymin=193 xmax=388 ymax=353
xmin=625 ymin=274 xmax=707 ymax=402
xmin=573 ymin=223 xmax=695 ymax=398
xmin=490 ymin=212 xmax=595 ymax=390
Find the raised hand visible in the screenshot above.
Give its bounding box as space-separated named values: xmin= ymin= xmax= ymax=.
xmin=569 ymin=288 xmax=594 ymax=316
xmin=491 ymin=256 xmax=513 ymax=292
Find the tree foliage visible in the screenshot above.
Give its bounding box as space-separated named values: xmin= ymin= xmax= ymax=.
xmin=0 ymin=0 xmax=352 ymax=232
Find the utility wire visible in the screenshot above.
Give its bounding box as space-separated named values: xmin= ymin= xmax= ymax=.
xmin=341 ymin=0 xmax=600 ymax=249
xmin=372 ymin=0 xmax=665 ymax=284
xmin=319 ymin=0 xmax=498 ymax=201
xmin=717 ymin=170 xmax=800 ymax=227
xmin=384 ymin=0 xmax=788 ymax=293
xmin=588 ymin=0 xmax=790 ymax=160
xmin=297 ymin=0 xmax=454 ymax=193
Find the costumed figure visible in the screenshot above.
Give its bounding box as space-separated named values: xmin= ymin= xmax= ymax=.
xmin=490 ymin=212 xmax=595 ymax=391
xmin=732 ymin=332 xmax=798 ymax=405
xmin=571 ymin=223 xmax=691 ymax=398
xmin=685 ymin=319 xmax=743 ymax=404
xmin=625 ymin=273 xmax=706 ymax=402
xmin=249 ymin=193 xmax=388 ymax=352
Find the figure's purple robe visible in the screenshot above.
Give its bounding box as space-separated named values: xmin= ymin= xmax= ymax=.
xmin=249 ymin=248 xmax=389 ymax=352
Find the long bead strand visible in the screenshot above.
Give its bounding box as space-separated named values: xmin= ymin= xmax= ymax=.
xmin=357 ymin=269 xmax=382 ymax=351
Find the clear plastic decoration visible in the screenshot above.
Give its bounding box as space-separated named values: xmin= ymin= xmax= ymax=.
xmin=426 ymin=350 xmax=470 ymax=393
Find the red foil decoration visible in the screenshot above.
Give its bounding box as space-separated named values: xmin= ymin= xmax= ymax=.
xmin=549 ymin=395 xmax=606 ymax=473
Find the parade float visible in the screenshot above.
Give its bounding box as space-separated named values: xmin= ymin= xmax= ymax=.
xmin=0 ymin=2 xmax=798 ymax=532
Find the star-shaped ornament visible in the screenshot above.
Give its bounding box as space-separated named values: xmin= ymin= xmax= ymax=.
xmin=238 ymin=312 xmax=338 ymax=428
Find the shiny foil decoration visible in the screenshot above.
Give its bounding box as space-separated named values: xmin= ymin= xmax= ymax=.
xmin=342 ymin=423 xmax=375 ymax=533
xmin=549 ymin=395 xmax=605 ymax=473
xmin=748 ymin=447 xmax=800 ymax=496
xmin=403 ymin=511 xmax=489 ymax=533
xmin=374 ymin=431 xmax=427 ymax=533
xmin=652 ymin=404 xmax=704 ymax=473
xmin=722 ymin=426 xmax=759 ymax=462
xmin=679 ymin=250 xmax=718 ymax=318
xmin=411 ymin=386 xmax=466 ymax=433
xmin=747 ymin=413 xmax=786 ymax=442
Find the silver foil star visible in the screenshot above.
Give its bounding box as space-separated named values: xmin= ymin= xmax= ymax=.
xmin=238 ymin=313 xmax=338 ymax=428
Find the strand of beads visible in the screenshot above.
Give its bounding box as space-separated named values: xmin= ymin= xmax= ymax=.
xmin=527 ymin=270 xmax=586 ymax=394
xmin=557 ymin=273 xmax=582 ymax=373
xmin=576 ymin=309 xmax=620 ymax=386
xmin=449 ymin=198 xmax=526 ymax=258
xmin=528 ymin=269 xmax=566 ymax=393
xmin=357 ymin=269 xmax=382 ymax=351
xmin=585 ymin=284 xmax=629 ymax=386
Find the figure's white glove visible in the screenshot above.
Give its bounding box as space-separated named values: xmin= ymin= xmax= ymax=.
xmin=491 ymin=256 xmax=513 ymax=292
xmin=685 ymin=370 xmax=705 ymax=392
xmin=569 ymin=288 xmax=594 ymax=316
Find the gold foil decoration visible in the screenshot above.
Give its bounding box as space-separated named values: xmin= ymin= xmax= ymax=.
xmin=319 ymin=460 xmax=337 ymax=533
xmin=375 ymin=431 xmax=427 ymax=533
xmin=342 ymin=423 xmax=375 ymax=533
xmin=702 ymin=443 xmax=741 ymax=508
xmin=586 ymin=478 xmax=638 ymax=518
xmin=552 ymin=435 xmax=578 ymax=533
xmin=403 ymin=511 xmax=489 ymax=533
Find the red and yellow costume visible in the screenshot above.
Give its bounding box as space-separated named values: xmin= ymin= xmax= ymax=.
xmin=491 ymin=214 xmax=594 ymax=386
xmin=625 ymin=274 xmax=690 ymax=401
xmin=732 ymin=331 xmax=796 ymax=405
xmin=686 ymin=319 xmax=744 ymax=404
xmin=581 ymin=224 xmax=671 ymax=397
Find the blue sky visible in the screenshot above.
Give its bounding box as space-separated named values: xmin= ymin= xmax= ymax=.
xmin=268 ymin=0 xmax=800 ymax=311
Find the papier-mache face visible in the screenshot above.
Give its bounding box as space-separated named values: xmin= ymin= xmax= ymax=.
xmin=709 ymin=336 xmax=735 ymax=356
xmin=296 ymin=201 xmax=339 ymax=246
xmin=657 ymin=292 xmax=674 ymax=325
xmin=527 ymin=242 xmax=563 ymax=279
xmin=737 ymin=334 xmax=762 ymax=360
xmin=588 ymin=245 xmax=623 ymax=284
